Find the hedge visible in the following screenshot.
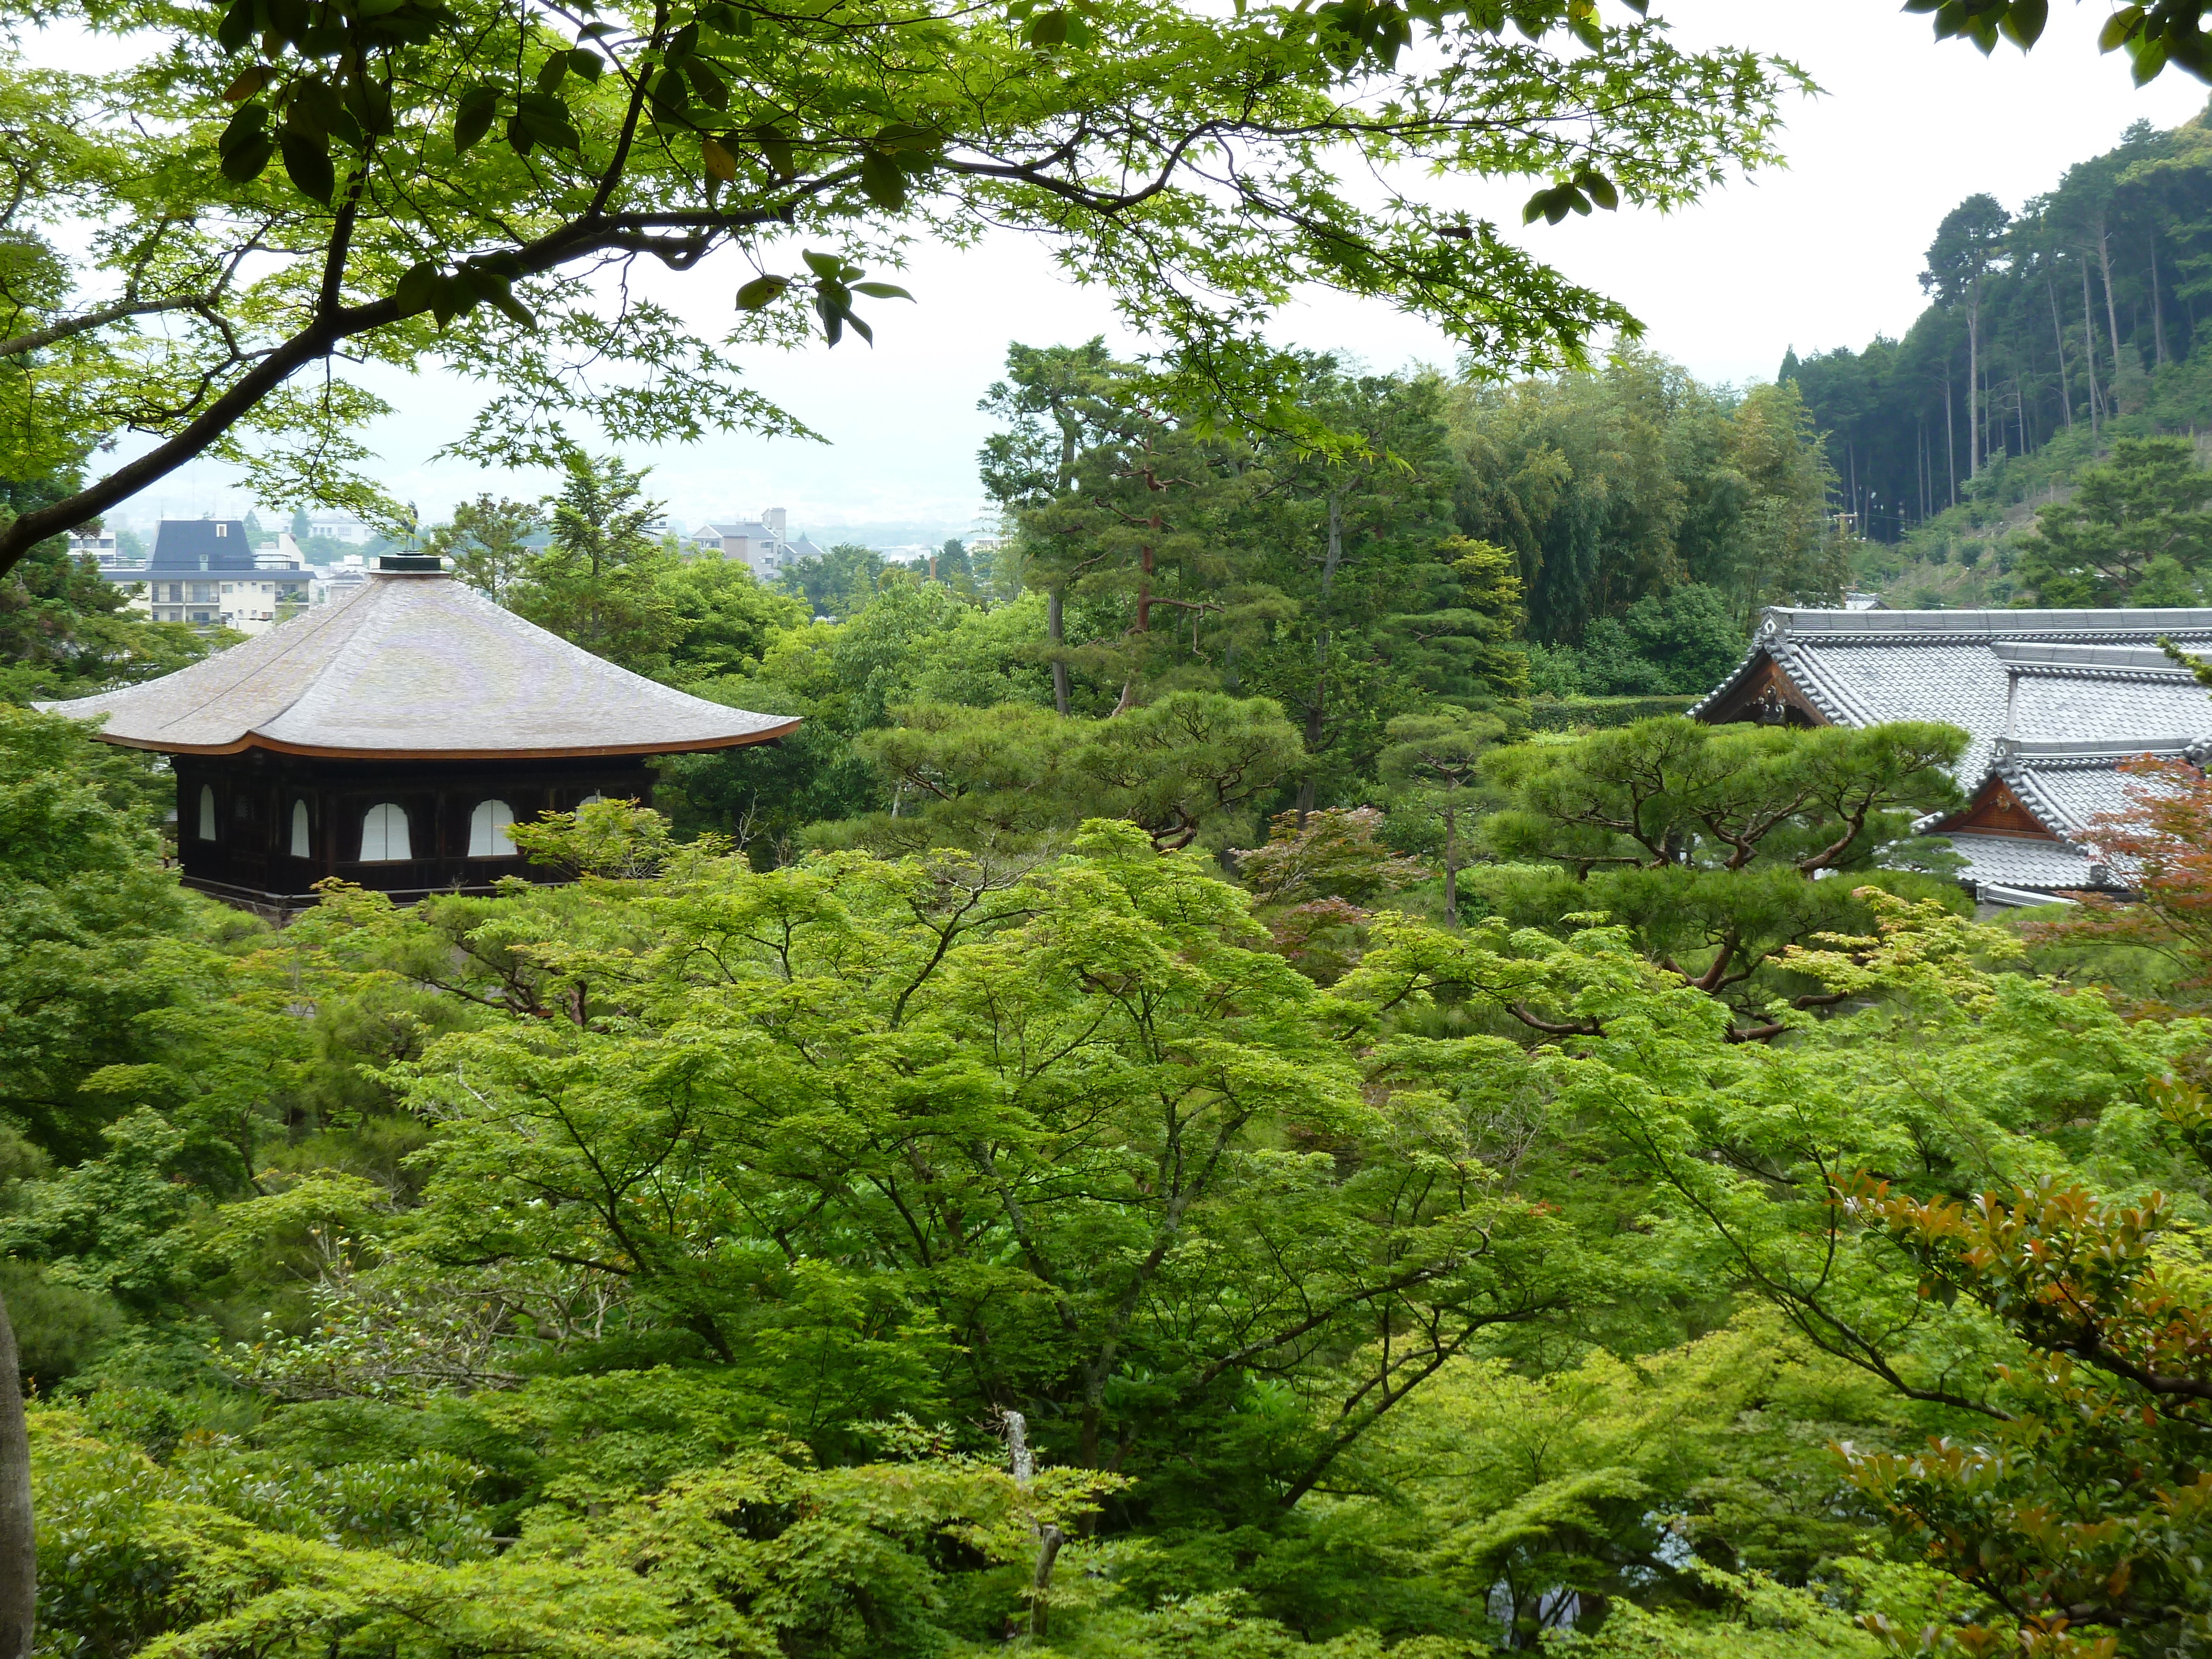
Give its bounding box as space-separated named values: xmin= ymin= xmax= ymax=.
xmin=1523 ymin=695 xmax=1702 ymax=732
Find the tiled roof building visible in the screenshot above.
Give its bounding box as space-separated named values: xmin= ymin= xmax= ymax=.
xmin=1694 ymin=608 xmax=2212 ymax=906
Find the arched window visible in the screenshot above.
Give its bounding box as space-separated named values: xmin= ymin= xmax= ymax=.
xmin=197 ymin=785 xmax=216 ymax=841
xmin=358 ymin=802 xmax=412 ymax=862
xmin=468 ymin=799 xmax=517 ymax=857
xmin=289 ymin=800 xmax=311 ymax=858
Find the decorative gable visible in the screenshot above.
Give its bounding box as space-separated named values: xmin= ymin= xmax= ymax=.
xmin=1936 ymin=775 xmax=2057 ymax=839
xmin=1694 ymin=655 xmax=1827 ymax=728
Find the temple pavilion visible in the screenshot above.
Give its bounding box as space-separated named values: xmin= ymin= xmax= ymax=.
xmin=40 ymin=557 xmax=797 ymax=912
xmin=1693 ymin=606 xmax=2212 ymax=907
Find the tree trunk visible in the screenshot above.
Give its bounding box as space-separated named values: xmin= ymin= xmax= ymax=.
xmin=2098 ymin=216 xmax=2124 ymax=399
xmin=0 ymin=1288 xmax=35 ymax=1659
xmin=1136 ymin=534 xmax=1154 ymax=635
xmin=1966 ymin=289 xmax=1981 ymax=478
xmin=2047 ymin=274 xmax=2074 ymax=428
xmin=1047 ymin=589 xmax=1070 ymax=716
xmin=2082 ymin=258 xmax=2103 ymax=432
xmin=2151 ymin=231 xmax=2169 ymax=366
xmin=1298 ymin=491 xmax=1345 ymax=826
xmin=1003 ymin=1412 xmax=1062 ymax=1638
xmin=1442 ymin=796 xmax=1459 ymax=926
xmin=1944 ymin=375 xmax=1957 ymax=505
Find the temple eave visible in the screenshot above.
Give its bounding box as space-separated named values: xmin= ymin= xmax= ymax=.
xmin=87 ymin=720 xmax=802 ymax=760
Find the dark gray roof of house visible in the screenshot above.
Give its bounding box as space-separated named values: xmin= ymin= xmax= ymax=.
xmin=38 ymin=570 xmax=799 ymax=758
xmin=1988 ymin=641 xmax=2193 ymax=674
xmin=1930 ymin=737 xmax=2205 ymax=895
xmin=2002 ymin=646 xmax=2212 ymax=745
xmin=150 ymin=519 xmax=261 ymax=571
xmin=1987 ymin=737 xmax=2203 ymax=837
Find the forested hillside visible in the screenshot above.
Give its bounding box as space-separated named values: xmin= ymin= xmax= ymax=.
xmin=1786 ymin=103 xmax=2212 ymax=546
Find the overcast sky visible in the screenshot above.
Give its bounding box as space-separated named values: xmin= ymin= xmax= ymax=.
xmin=103 ymin=1 xmax=2212 ymax=542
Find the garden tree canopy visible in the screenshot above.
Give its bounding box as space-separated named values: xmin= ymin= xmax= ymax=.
xmin=0 ymin=706 xmax=212 ymax=1164
xmin=1229 ymin=367 xmax=1474 ymax=812
xmin=300 ymin=820 xmax=1586 ymax=1505
xmin=1012 ymin=396 xmax=1274 ymax=706
xmin=0 ymin=448 xmax=216 ymax=700
xmin=424 ymin=494 xmax=544 ymax=601
xmin=1367 ymin=536 xmax=1532 ymax=708
xmin=1474 ymin=716 xmax=1967 ymax=1036
xmin=6 ymin=773 xmax=2212 ymax=1654
xmin=1376 ymin=703 xmax=1505 ymax=924
xmin=1473 ymin=886 xmax=2212 ymax=1658
xmin=1919 ymin=192 xmax=2011 ymax=481
xmin=506 ymin=452 xmax=682 ymax=672
xmin=826 ymin=691 xmax=1303 ymax=853
xmin=1447 ymin=353 xmax=1839 ymax=646
xmin=1912 ymin=0 xmax=2212 ymax=85
xmin=775 ymin=541 xmax=886 ymax=618
xmin=0 ymin=0 xmax=1800 ymax=574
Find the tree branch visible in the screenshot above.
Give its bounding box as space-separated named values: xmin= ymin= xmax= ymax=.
xmin=0 ymin=295 xmax=215 ymax=359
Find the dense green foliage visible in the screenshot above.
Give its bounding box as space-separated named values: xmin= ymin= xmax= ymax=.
xmin=4 ymin=729 xmax=2209 ymax=1658
xmin=15 ymin=19 xmax=2212 ymax=1655
xmin=3 ymin=347 xmax=2206 ymax=1659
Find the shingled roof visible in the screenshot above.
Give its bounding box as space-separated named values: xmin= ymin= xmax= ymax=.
xmin=39 ymin=568 xmax=799 ymax=759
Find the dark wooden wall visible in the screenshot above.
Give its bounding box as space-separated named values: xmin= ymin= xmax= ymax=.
xmin=171 ymin=752 xmax=657 ymax=910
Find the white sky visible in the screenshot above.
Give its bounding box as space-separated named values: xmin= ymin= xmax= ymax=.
xmin=98 ymin=1 xmax=2212 ymax=542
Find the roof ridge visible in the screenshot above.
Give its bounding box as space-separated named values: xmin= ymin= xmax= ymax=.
xmin=147 ymin=578 xmax=377 ymax=738
xmin=2007 ymin=662 xmax=2201 ymax=683
xmin=1995 ymin=735 xmax=2205 ymax=763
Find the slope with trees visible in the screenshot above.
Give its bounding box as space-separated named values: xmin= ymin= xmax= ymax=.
xmin=1784 ymin=105 xmax=2212 ymax=557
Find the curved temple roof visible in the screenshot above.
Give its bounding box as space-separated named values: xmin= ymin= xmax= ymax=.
xmin=40 ymin=569 xmax=800 ymax=759
xmin=1693 ymin=607 xmax=2212 ymax=905
xmin=1691 ymin=607 xmax=2212 ymax=781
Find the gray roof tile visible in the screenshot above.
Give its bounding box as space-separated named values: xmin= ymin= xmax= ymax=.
xmin=1694 ymin=607 xmax=2212 ymax=781
xmin=1942 ymin=831 xmax=2110 ymax=891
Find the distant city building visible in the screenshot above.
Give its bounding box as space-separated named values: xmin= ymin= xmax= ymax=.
xmin=690 ymin=508 xmax=825 ymax=581
xmin=66 ymin=530 xmax=123 ymax=567
xmin=303 ymin=510 xmax=376 ymax=546
xmin=104 ymin=517 xmax=317 ymax=637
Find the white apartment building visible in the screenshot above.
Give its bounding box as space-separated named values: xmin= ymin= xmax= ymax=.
xmin=302 ymin=511 xmax=377 ymax=546
xmin=106 ymin=518 xmax=317 ymax=636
